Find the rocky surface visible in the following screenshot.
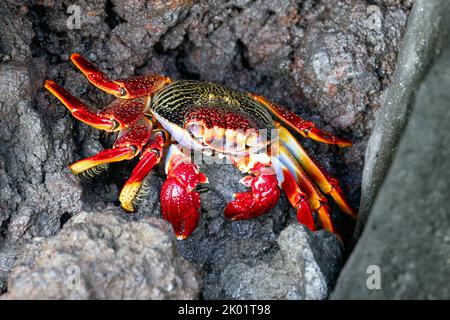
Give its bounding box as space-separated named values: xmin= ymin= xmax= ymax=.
xmin=0 ymin=0 xmax=412 ymax=298
xmin=332 ymin=45 xmax=450 ymax=299
xmin=2 ymin=210 xmax=201 ymax=299
xmin=332 ymin=0 xmax=450 ymax=299
xmin=220 ymin=225 xmax=343 ymax=300
xmin=353 ymin=0 xmax=450 ymax=243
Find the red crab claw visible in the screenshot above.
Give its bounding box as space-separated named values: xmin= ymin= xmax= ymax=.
xmin=70 ymin=53 xmax=171 ymax=99
xmin=224 ymin=163 xmax=280 ymax=220
xmin=160 ymin=148 xmax=208 ymax=240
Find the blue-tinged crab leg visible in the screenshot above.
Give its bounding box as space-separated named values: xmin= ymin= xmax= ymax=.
xmin=70 ymin=53 xmax=171 ymax=99
xmin=249 ymin=94 xmax=352 ymax=147
xmin=276 ymin=122 xmax=357 ymax=219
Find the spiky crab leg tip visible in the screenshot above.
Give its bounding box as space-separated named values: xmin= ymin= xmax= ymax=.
xmin=119 ymin=181 xmax=142 ymax=212
xmin=305 ymin=127 xmax=353 ymax=148
xmin=70 ymin=146 xmax=134 ymax=175
xmin=119 ymin=135 xmax=164 ymax=213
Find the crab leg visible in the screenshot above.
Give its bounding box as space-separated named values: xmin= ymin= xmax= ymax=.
xmin=160 ymin=145 xmax=208 ymax=240
xmin=277 ymin=122 xmax=357 ymax=219
xmin=277 ymin=145 xmax=335 ymax=233
xmin=271 ymin=157 xmax=315 ymax=230
xmin=70 ymin=53 xmax=171 ymax=99
xmin=45 ymin=79 xmax=117 ymax=131
xmin=119 ymin=130 xmax=166 ymax=212
xmin=249 ymin=94 xmax=352 ymax=147
xmin=70 ymin=117 xmax=153 ymax=175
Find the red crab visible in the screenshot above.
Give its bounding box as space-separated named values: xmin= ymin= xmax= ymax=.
xmin=44 ymin=53 xmax=357 ymax=240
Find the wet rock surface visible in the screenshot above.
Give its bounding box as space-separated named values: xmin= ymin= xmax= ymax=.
xmin=332 ymin=1 xmax=450 ymax=299
xmin=2 ymin=210 xmax=201 ymax=299
xmin=0 ymin=0 xmax=412 ymax=298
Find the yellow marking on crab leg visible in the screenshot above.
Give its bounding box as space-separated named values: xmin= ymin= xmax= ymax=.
xmin=69 ymin=147 xmax=134 ymax=175
xmin=277 ymin=122 xmax=357 ymax=219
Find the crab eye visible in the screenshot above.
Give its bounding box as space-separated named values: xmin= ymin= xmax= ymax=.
xmin=186 ymin=123 xmax=204 ymax=138
xmin=129 ymin=144 xmax=138 ymax=155
xmin=119 ymin=87 xmax=127 ymax=97
xmin=111 ymin=119 xmax=120 ymax=130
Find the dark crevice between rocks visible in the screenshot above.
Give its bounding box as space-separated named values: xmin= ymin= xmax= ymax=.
xmin=28 ymin=4 xmax=64 ymax=63
xmin=105 ymin=0 xmax=125 ymax=30
xmin=236 ymin=39 xmax=253 ymax=71
xmin=59 ymin=212 xmax=72 ymax=228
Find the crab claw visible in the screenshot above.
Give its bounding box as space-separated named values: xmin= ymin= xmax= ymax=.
xmin=160 ymin=155 xmax=208 ymax=240
xmin=71 ymin=53 xmax=171 ymax=99
xmin=224 ymin=165 xmax=280 ymax=220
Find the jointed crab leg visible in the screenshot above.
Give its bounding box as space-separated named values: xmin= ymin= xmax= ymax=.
xmin=45 ymin=79 xmax=118 ymax=131
xmin=119 ymin=131 xmax=166 ymax=211
xmin=271 ymin=157 xmax=315 ymax=231
xmin=277 ymin=122 xmax=357 ymax=219
xmin=277 ymin=145 xmax=335 ymax=233
xmin=70 ymin=146 xmax=135 ymax=175
xmin=45 ymin=79 xmax=152 ymax=132
xmin=70 ymin=53 xmax=171 ymax=99
xmin=249 ymin=94 xmax=352 ymax=147
xmin=70 ymin=117 xmax=154 ymax=175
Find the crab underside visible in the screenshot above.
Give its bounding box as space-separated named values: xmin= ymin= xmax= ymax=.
xmin=44 ymin=53 xmax=357 ymax=240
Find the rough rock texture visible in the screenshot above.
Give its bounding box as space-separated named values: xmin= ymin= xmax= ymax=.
xmin=0 ymin=0 xmax=412 ymax=298
xmin=0 ymin=59 xmax=83 ymax=292
xmin=2 ymin=210 xmax=201 ymax=299
xmin=220 ymin=225 xmax=343 ymax=300
xmin=332 ymin=0 xmax=450 ymax=299
xmin=353 ymin=0 xmax=450 ymax=243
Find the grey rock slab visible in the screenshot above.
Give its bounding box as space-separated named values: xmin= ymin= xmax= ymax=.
xmin=332 ymin=15 xmax=450 ymax=299
xmin=354 ymin=0 xmax=450 ymax=242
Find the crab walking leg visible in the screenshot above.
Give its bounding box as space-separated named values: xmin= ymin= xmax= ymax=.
xmin=45 ymin=79 xmax=117 ymax=131
xmin=45 ymin=79 xmax=151 ymax=132
xmin=278 ymin=145 xmax=335 ymax=233
xmin=160 ymin=145 xmax=208 ymax=240
xmin=70 ymin=118 xmax=153 ymax=175
xmin=70 ymin=147 xmax=135 ymax=175
xmin=277 ymin=122 xmax=357 ymax=219
xmin=249 ymin=94 xmax=352 ymax=147
xmin=119 ymin=131 xmax=166 ymax=212
xmin=271 ymin=157 xmax=315 ymax=231
xmin=70 ymin=53 xmax=171 ymax=99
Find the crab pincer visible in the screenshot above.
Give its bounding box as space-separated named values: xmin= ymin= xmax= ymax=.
xmin=224 ymin=158 xmax=281 ymax=220
xmin=160 ymin=146 xmax=208 ymax=239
